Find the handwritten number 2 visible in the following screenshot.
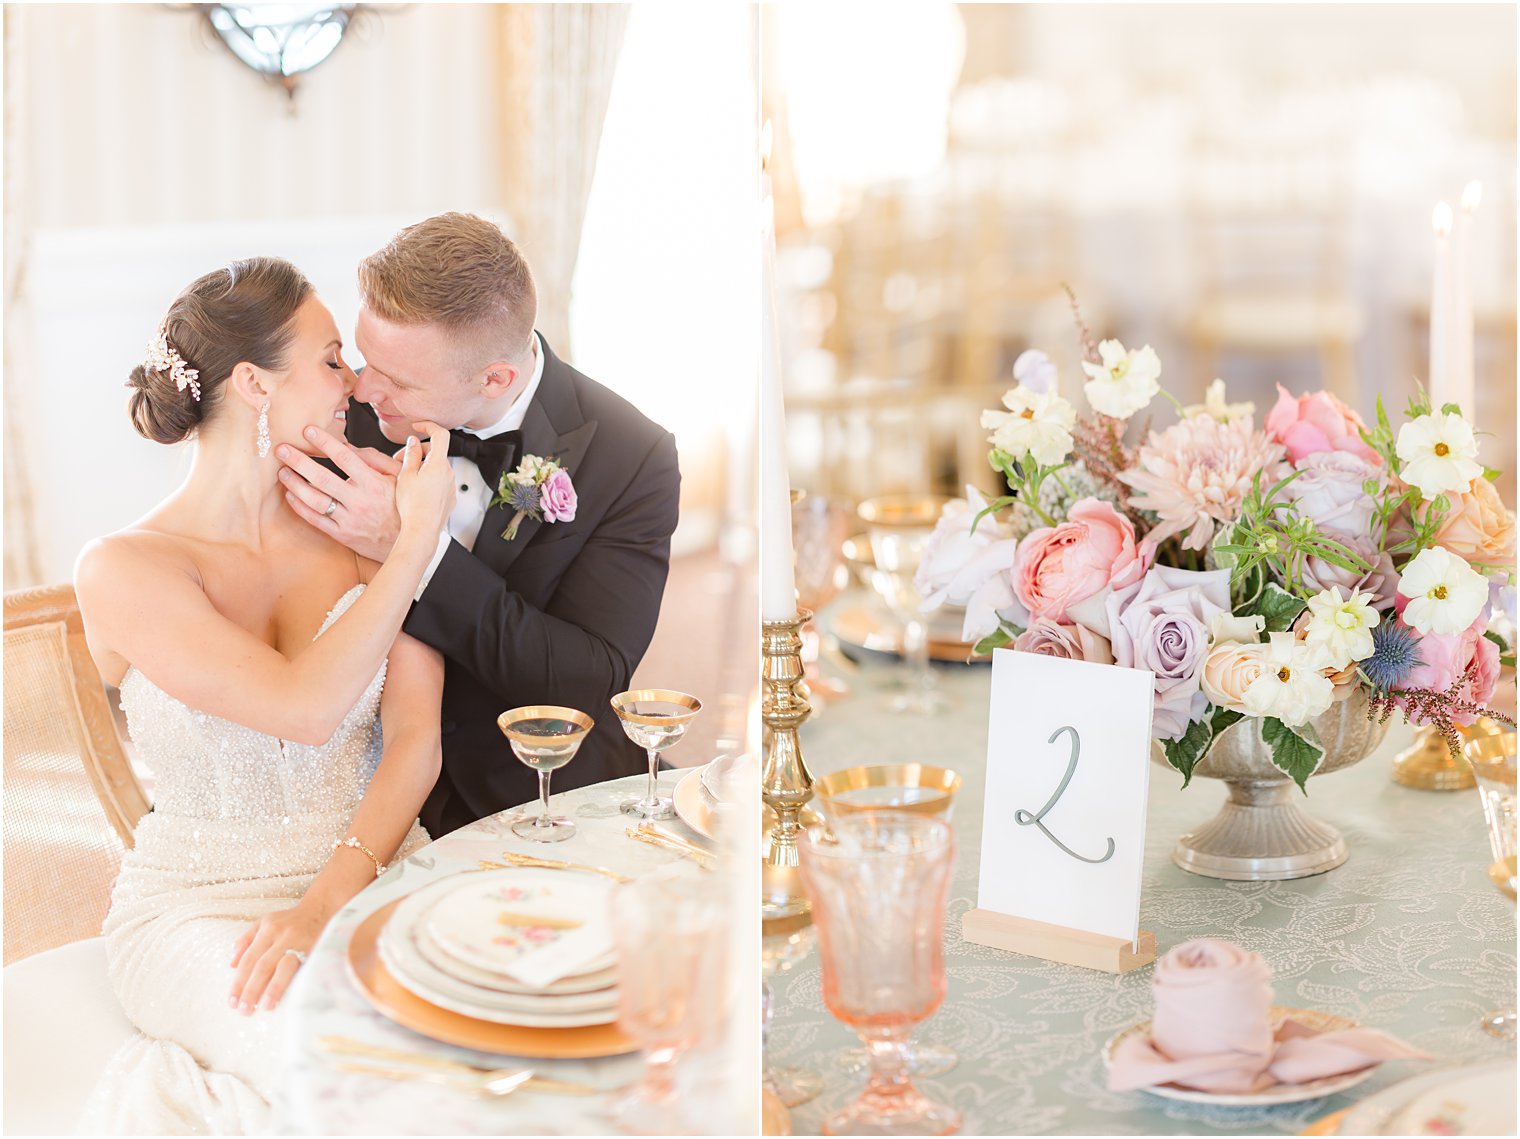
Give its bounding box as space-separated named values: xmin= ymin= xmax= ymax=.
xmin=1014 ymin=725 xmax=1116 ymax=864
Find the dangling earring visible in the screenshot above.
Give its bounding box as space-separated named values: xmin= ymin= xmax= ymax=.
xmin=256 ymin=401 xmax=271 ymax=458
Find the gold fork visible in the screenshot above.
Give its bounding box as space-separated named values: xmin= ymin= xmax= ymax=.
xmin=319 ymin=1036 xmax=601 ymax=1096
xmin=488 ymin=850 xmax=631 ymax=882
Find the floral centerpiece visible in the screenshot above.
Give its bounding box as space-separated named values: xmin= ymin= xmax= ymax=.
xmin=918 ymin=298 xmax=1516 ymax=795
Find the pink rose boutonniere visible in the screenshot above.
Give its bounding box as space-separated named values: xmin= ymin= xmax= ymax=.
xmin=492 ymin=454 xmax=578 ymax=540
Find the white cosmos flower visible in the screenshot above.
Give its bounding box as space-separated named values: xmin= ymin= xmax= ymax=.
xmin=979 ymin=386 xmax=1076 ymax=466
xmin=1240 ymin=632 xmax=1335 ymax=727
xmin=1081 ymin=339 xmax=1161 ymax=419
xmin=1395 ymin=412 xmax=1483 ymax=500
xmin=1397 ymin=546 xmax=1490 ymax=635
xmin=1183 ymin=378 xmax=1255 ymax=423
xmin=1303 ymin=587 xmax=1381 ymax=670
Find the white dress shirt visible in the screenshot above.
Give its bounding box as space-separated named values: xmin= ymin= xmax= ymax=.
xmin=414 ymin=332 xmax=547 ymax=600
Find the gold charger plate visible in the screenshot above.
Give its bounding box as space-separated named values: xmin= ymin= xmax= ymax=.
xmin=345 ymin=899 xmax=636 ymax=1059
xmin=1102 ymin=1007 xmax=1376 ymax=1106
xmin=829 ymin=604 xmax=987 ymax=664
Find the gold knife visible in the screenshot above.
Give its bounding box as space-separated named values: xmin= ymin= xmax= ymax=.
xmin=318 ymin=1037 xmax=601 ymax=1096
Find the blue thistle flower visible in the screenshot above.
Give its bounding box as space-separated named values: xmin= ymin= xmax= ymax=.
xmin=508 ymin=482 xmax=541 ymax=514
xmin=1363 ymin=620 xmax=1423 ymax=691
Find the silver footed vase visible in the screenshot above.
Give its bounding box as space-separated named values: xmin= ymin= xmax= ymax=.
xmin=1152 ymin=689 xmax=1389 ymax=881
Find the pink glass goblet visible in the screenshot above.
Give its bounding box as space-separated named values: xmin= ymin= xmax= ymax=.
xmin=798 ymin=812 xmax=960 ymax=1136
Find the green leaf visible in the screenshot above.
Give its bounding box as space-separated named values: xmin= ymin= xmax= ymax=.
xmin=1440 ymin=402 xmax=1463 ymax=417
xmin=1162 ymin=716 xmax=1215 ymax=789
xmin=1211 ymin=706 xmax=1245 ymax=732
xmin=972 ymin=627 xmax=1014 ymax=656
xmin=1484 ymin=630 xmax=1511 ymax=654
xmin=1485 ymin=466 xmax=1502 ymax=482
xmin=1254 ymin=582 xmax=1307 ymax=633
xmin=1261 ymin=717 xmax=1324 ymax=793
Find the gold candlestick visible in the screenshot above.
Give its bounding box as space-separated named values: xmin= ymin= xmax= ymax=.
xmin=762 ymin=608 xmax=814 ymax=919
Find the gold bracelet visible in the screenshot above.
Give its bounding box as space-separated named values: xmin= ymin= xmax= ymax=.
xmin=332 ymin=835 xmax=385 ymax=878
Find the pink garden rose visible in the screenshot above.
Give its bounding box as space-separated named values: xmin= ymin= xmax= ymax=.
xmin=1105 ymin=566 xmax=1233 ymax=740
xmin=539 ymin=467 xmax=578 ymax=523
xmin=1418 ymin=476 xmax=1518 ymax=573
xmin=1013 ymin=617 xmax=1114 ymax=665
xmin=1390 ymin=596 xmax=1500 ymax=726
xmin=1265 ymin=385 xmax=1380 ymax=466
xmin=1012 ymin=498 xmax=1148 ymax=623
xmin=1288 ymin=452 xmax=1384 ymax=536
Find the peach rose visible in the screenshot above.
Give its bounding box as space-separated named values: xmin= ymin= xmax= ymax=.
xmin=1199 ymin=641 xmax=1269 ymax=713
xmin=1419 ymin=477 xmax=1517 ymax=573
xmin=1012 ymin=497 xmax=1148 ymax=623
xmin=1265 ymin=385 xmax=1380 ymax=466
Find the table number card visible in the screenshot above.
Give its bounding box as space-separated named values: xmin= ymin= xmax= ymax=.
xmin=962 ymin=648 xmax=1158 ymax=973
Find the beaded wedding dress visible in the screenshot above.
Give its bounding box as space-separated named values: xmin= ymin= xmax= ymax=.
xmin=79 ymin=585 xmax=430 ymax=1135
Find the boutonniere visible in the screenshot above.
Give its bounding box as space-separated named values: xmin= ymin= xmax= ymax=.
xmin=491 ymin=454 xmax=578 ymax=540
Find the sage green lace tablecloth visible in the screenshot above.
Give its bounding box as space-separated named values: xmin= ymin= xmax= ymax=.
xmin=770 ymin=659 xmax=1516 ymax=1135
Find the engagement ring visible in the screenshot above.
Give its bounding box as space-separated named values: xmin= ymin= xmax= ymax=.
xmin=284 ymin=948 xmax=308 ymax=965
xmin=322 ymin=498 xmax=338 ymax=518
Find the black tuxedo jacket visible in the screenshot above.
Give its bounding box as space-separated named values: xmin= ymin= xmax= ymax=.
xmin=346 ymin=338 xmax=680 ymax=836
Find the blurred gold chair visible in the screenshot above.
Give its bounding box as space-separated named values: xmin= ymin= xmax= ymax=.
xmin=3 ymin=583 xmax=149 ymax=965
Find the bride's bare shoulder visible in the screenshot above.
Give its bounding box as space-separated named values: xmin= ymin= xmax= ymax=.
xmin=75 ymin=526 xmax=203 ymax=606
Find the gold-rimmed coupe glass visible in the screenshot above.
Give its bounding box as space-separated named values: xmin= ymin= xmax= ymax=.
xmin=1464 ymin=730 xmax=1517 ymax=1040
xmin=498 ymin=705 xmax=593 ymax=843
xmin=857 ymin=495 xmax=953 ymax=716
xmin=612 ymin=689 xmax=703 ymax=821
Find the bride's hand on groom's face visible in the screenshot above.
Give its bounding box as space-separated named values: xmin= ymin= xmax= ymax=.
xmin=228 ymin=903 xmax=327 ymax=1015
xmin=278 ymin=426 xmax=407 ymax=562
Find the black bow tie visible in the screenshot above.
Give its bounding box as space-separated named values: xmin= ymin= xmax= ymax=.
xmin=446 ymin=428 xmax=522 ymax=487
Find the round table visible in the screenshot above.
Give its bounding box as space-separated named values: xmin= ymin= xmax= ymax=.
xmin=273 ymin=770 xmax=731 ymax=1135
xmin=770 ymin=621 xmax=1517 ymax=1135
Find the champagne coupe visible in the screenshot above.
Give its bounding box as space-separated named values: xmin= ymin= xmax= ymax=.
xmin=498 ymin=705 xmax=593 ymax=843
xmin=798 ymin=812 xmax=960 ymax=1136
xmin=608 ymin=870 xmax=731 ymax=1135
xmin=612 ymin=689 xmax=703 ymax=821
xmin=1464 ymin=730 xmax=1517 ymax=1039
xmin=857 ymin=496 xmax=953 ymax=715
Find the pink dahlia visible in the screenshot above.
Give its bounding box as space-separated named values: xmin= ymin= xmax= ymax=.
xmin=1118 ymin=416 xmax=1287 ymax=552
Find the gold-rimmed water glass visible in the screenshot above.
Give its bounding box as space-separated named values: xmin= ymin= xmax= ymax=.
xmin=612 ymin=689 xmax=702 ymax=821
xmin=608 ymin=869 xmax=731 ymax=1135
xmin=857 ymin=495 xmax=953 ymax=715
xmin=813 ymin=764 xmax=963 ymax=1080
xmin=498 ymin=705 xmax=593 ymax=843
xmin=792 ymin=490 xmax=853 ymax=701
xmin=1464 ymin=730 xmax=1517 ymax=1040
xmin=798 ymin=812 xmax=960 ymax=1136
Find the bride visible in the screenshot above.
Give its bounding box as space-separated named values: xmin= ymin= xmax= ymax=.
xmin=73 ymin=257 xmax=456 ymax=1133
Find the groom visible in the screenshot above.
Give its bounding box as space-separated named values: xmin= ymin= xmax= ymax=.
xmin=278 ymin=212 xmax=680 ymax=835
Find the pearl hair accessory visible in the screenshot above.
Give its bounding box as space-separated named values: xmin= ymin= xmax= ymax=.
xmin=144 ymin=320 xmax=201 ymax=401
xmin=256 ymin=402 xmax=271 ymax=458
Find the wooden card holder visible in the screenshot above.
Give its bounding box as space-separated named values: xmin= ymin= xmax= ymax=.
xmin=962 ymin=908 xmax=1156 ymax=974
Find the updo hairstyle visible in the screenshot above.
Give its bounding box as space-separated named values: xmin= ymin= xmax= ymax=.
xmin=126 ymin=257 xmax=314 ymax=444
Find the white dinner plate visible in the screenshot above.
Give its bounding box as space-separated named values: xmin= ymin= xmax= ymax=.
xmin=421 ymin=868 xmax=615 ymax=979
xmin=1337 ymin=1059 xmax=1516 ymax=1136
xmin=1103 ymin=1008 xmax=1377 ymax=1106
xmin=377 ymin=911 xmax=619 ymax=1028
xmin=412 ymin=921 xmax=617 ymax=995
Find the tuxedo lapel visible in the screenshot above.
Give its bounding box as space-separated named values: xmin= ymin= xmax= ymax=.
xmin=472 ymin=348 xmax=599 ymax=574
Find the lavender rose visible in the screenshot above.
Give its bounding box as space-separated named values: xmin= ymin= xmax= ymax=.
xmin=1013 ymin=617 xmax=1114 ymax=664
xmin=1299 ymin=532 xmax=1398 ymax=610
xmin=1285 ymin=452 xmax=1383 ymax=535
xmin=540 ymin=467 xmax=578 ymax=523
xmin=1105 ymin=566 xmax=1232 ymax=741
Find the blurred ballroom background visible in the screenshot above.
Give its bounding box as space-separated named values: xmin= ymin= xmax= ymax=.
xmin=3 ymin=3 xmax=759 ymax=762
xmin=762 ymin=3 xmax=1517 ymax=507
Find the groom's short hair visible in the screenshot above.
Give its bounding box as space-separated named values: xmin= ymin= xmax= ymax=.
xmin=357 ymin=213 xmax=537 ymax=370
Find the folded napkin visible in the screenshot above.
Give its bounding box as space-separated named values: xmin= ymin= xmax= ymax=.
xmin=1108 ymin=938 xmax=1430 ymax=1094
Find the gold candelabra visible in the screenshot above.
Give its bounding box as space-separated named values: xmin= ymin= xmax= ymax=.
xmin=762 ymin=608 xmax=814 ymax=919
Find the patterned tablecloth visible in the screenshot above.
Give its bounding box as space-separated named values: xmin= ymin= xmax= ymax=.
xmin=273 ymin=770 xmax=746 ymax=1136
xmin=769 ymin=650 xmax=1517 ymax=1136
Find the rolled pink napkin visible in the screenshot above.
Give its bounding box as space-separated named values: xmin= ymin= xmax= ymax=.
xmin=1108 ymin=938 xmax=1432 ymax=1095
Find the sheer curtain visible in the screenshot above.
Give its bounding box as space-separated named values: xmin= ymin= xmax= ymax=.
xmin=569 ymin=3 xmax=758 ymax=553
xmin=497 ymin=4 xmax=630 ymax=349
